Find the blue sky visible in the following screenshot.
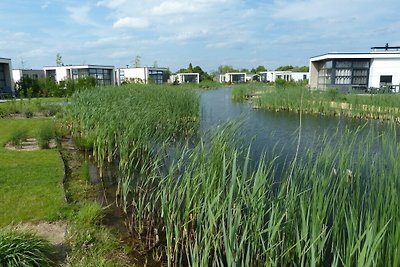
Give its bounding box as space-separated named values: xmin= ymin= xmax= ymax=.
xmin=1 ymin=0 xmax=399 ymax=72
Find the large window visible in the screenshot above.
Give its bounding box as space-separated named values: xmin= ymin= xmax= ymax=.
xmin=318 ymin=59 xmax=370 ymax=89
xmin=148 ymin=69 xmax=165 ymax=84
xmin=318 ymin=61 xmax=332 ymax=89
xmin=85 ymin=68 xmax=113 ymax=86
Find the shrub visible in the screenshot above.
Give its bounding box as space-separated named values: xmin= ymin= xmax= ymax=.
xmin=36 ymin=124 xmax=54 ymax=149
xmin=41 ymin=103 xmax=62 ymax=117
xmin=24 ymin=108 xmax=34 ymax=118
xmin=9 ymin=128 xmax=28 ymax=148
xmin=0 ymin=228 xmax=54 ymax=267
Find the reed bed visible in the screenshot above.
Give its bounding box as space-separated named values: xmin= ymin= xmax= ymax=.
xmin=254 ymin=86 xmax=400 ymax=122
xmin=66 ymin=84 xmax=400 ymax=266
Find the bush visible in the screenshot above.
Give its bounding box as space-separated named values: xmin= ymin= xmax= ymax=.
xmin=24 ymin=108 xmax=34 ymax=118
xmin=36 ymin=124 xmax=54 ymax=149
xmin=0 ymin=228 xmax=54 ymax=267
xmin=9 ymin=128 xmax=28 ymax=148
xmin=41 ymin=103 xmax=62 ymax=117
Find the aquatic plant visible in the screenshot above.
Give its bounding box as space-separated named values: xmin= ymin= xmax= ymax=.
xmin=66 ymin=84 xmax=400 ymax=266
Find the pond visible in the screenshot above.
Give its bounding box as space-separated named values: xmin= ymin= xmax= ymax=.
xmin=200 ymin=87 xmax=399 ymax=167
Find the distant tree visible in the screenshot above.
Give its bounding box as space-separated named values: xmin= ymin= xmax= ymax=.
xmin=217 ymin=65 xmax=238 ymax=74
xmin=56 ymin=53 xmax=63 ymax=66
xmin=240 ymin=68 xmax=249 ymax=73
xmin=133 ymin=56 xmax=141 ymax=68
xmin=292 ymin=66 xmax=309 ymax=72
xmin=255 ymin=65 xmax=267 ymax=72
xmin=276 ymin=65 xmax=293 ymax=71
xmin=275 ymin=65 xmax=309 ymax=72
xmin=15 ymin=76 xmax=40 ymax=97
xmin=153 ymin=61 xmax=158 ymax=68
xmin=188 ymin=63 xmax=193 ymax=72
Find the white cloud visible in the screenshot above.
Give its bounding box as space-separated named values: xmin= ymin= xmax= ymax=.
xmin=66 ymin=5 xmax=96 ymax=25
xmin=113 ymin=17 xmax=149 ymax=28
xmin=41 ymin=1 xmax=50 ymax=9
xmin=150 ymin=1 xmax=198 ymax=15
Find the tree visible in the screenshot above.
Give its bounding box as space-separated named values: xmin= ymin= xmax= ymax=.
xmin=255 ymin=65 xmax=267 ymax=73
xmin=153 ymin=61 xmax=158 ymax=68
xmin=276 ymin=65 xmax=293 ymax=71
xmin=217 ymin=65 xmax=238 ymax=74
xmin=275 ymin=65 xmax=309 ymax=72
xmin=188 ymin=63 xmax=193 ymax=72
xmin=56 ymin=53 xmax=63 ymax=66
xmin=133 ymin=56 xmax=141 ymax=68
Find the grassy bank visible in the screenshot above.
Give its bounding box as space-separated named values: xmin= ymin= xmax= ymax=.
xmin=0 ymin=118 xmax=65 ymax=226
xmin=251 ymin=86 xmax=400 ymax=121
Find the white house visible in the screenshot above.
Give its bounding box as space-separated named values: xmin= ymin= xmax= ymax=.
xmin=259 ymin=71 xmax=309 ymax=83
xmin=245 ymin=74 xmax=260 ymax=82
xmin=43 ymin=65 xmax=115 ymax=86
xmin=309 ymin=45 xmax=400 ymax=91
xmin=116 ymin=67 xmax=168 ymax=85
xmin=219 ymin=73 xmax=246 ymax=83
xmin=170 ymin=73 xmax=200 ymax=84
xmin=0 ymin=58 xmax=14 ymax=97
xmin=12 ymin=69 xmax=45 ymax=84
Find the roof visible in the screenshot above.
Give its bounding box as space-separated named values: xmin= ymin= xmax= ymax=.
xmin=310 ymin=52 xmax=400 ymax=62
xmin=43 ymin=64 xmax=115 ymax=69
xmin=177 ymin=72 xmax=199 ymax=75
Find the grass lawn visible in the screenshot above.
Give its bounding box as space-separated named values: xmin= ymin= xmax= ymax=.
xmin=0 ymin=118 xmax=65 ymax=226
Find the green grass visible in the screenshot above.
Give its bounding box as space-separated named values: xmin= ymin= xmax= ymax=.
xmin=65 ymin=203 xmax=125 ymax=267
xmin=0 ymin=118 xmax=65 ymax=226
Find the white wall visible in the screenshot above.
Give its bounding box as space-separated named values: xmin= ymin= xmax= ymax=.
xmin=369 ymin=58 xmax=400 ymax=88
xmin=12 ymin=70 xmax=21 ymax=83
xmin=291 ymin=72 xmax=309 ymax=81
xmin=124 ymin=68 xmax=147 ymax=82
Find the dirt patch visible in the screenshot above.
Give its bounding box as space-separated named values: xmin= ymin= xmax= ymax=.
xmin=15 ymin=221 xmax=69 ymax=266
xmin=5 ymin=138 xmax=57 ymax=151
xmin=16 ymin=221 xmax=67 ymax=245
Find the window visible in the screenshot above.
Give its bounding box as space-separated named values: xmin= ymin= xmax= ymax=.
xmin=380 ymin=75 xmax=392 ymax=86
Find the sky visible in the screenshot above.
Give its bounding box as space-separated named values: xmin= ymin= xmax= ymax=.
xmin=1 ymin=0 xmax=399 ymax=72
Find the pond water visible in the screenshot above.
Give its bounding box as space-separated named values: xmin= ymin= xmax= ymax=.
xmin=200 ymin=87 xmax=398 ymax=166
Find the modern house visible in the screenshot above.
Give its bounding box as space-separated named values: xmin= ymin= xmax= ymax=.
xmin=219 ymin=73 xmax=246 ymax=83
xmin=309 ymin=45 xmax=400 ymax=91
xmin=43 ymin=65 xmax=115 ymax=86
xmin=12 ymin=69 xmax=45 ymax=84
xmin=170 ymin=73 xmax=200 ymax=84
xmin=116 ymin=67 xmax=169 ymax=85
xmin=259 ymin=71 xmax=309 ymax=83
xmin=0 ymin=58 xmax=14 ymax=97
xmin=246 ymin=74 xmax=260 ymax=82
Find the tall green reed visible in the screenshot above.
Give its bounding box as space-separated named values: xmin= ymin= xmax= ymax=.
xmin=66 ymin=84 xmax=400 ymax=266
